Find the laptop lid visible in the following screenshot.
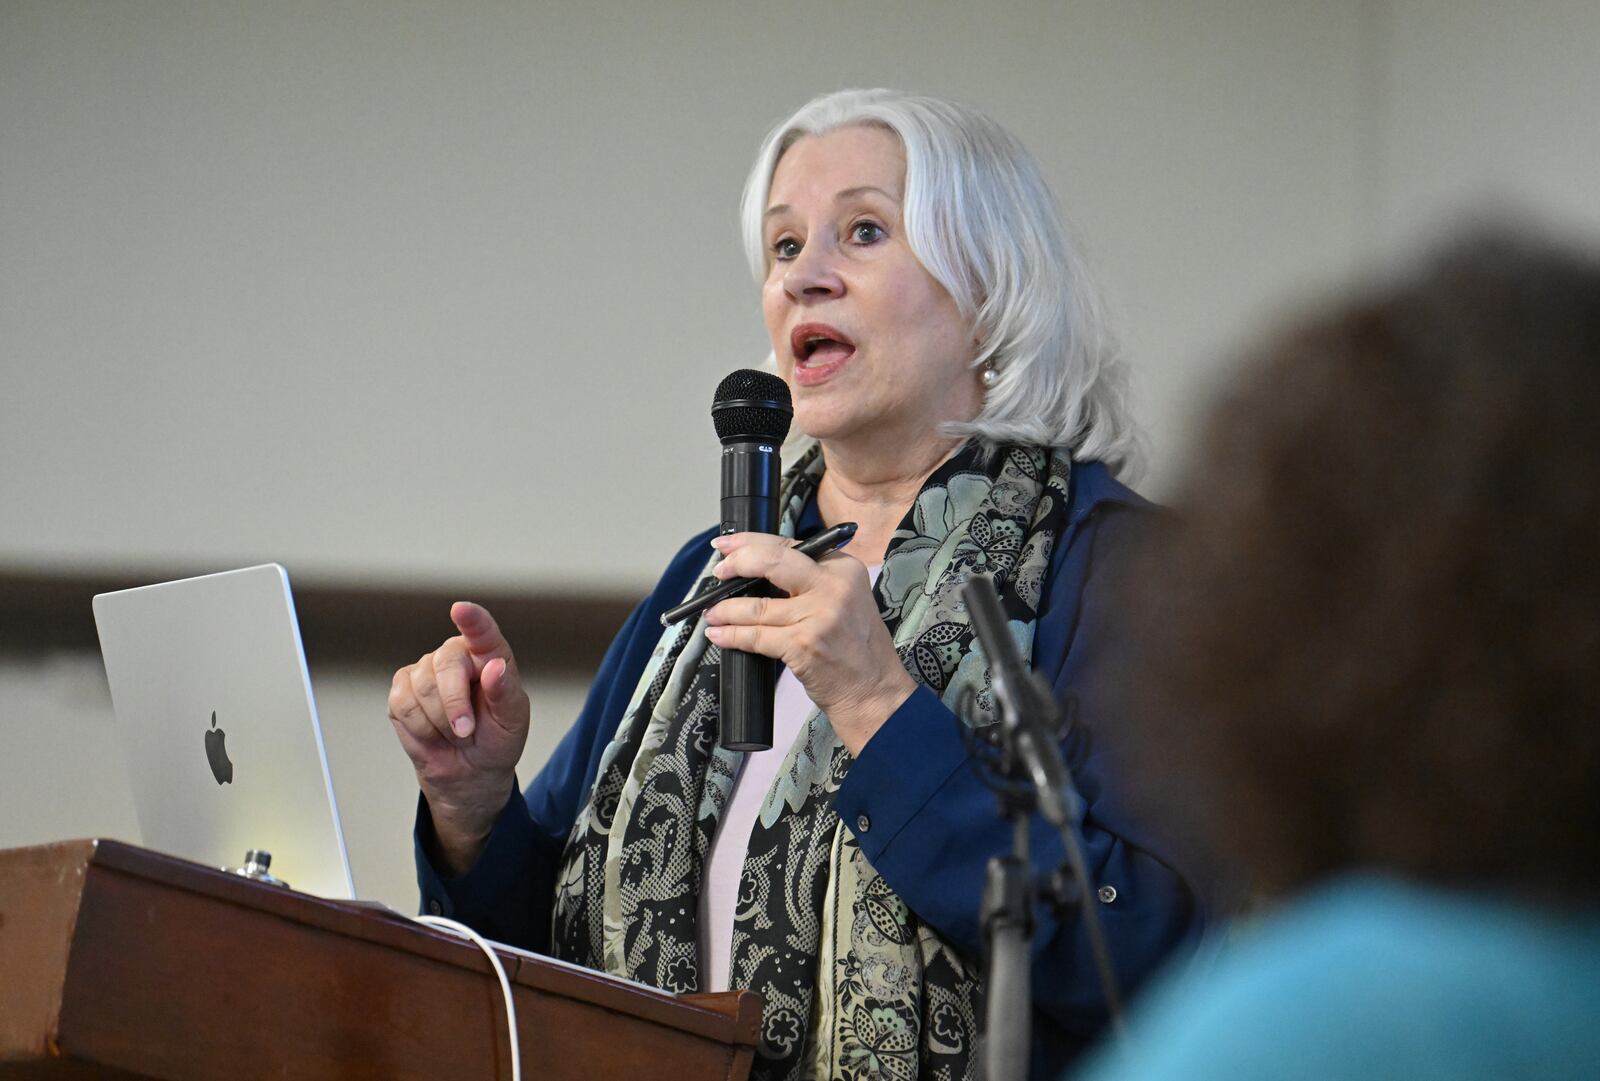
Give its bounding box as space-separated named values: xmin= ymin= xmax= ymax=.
xmin=92 ymin=564 xmax=356 ymax=899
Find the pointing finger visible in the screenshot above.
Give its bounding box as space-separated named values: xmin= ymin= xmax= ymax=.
xmin=450 ymin=602 xmax=513 ymax=668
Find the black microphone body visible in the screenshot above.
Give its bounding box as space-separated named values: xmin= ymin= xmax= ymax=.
xmin=711 ymin=370 xmax=792 ymax=751
xmin=719 ymin=443 xmax=782 ymax=540
xmin=717 ymin=438 xmax=780 ymax=752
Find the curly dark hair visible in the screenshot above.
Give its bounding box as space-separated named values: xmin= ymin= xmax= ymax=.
xmin=1119 ymin=231 xmax=1600 ymax=904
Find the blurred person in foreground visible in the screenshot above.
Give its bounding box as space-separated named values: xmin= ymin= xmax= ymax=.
xmin=388 ymin=89 xmax=1203 ymax=1080
xmin=1074 ymin=231 xmax=1600 ymax=1081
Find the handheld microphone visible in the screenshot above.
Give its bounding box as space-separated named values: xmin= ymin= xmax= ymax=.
xmin=711 ymin=369 xmax=792 ymax=751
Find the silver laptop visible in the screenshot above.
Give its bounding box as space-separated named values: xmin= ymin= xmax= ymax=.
xmin=92 ymin=564 xmax=356 ymax=899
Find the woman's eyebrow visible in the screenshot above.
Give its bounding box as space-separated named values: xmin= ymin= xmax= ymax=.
xmin=763 ymin=185 xmax=900 ymax=221
xmin=832 ymin=185 xmax=897 ymax=204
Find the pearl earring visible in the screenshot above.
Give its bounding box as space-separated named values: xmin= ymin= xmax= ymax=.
xmin=981 ymin=363 xmax=999 ymax=389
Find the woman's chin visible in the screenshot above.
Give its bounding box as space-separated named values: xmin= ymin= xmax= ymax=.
xmin=795 ymin=413 xmax=890 ymax=454
xmin=793 ymin=400 xmax=853 ymax=438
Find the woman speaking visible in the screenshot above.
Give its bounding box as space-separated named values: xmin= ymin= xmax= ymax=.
xmin=388 ymin=89 xmax=1202 ymax=1080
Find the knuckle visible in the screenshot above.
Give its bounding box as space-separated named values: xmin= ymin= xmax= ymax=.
xmin=440 ymin=682 xmax=471 ymax=712
xmin=410 ymin=663 xmax=437 ymax=698
xmin=388 ymin=694 xmax=421 ymax=731
xmin=794 ymin=626 xmax=818 ymax=655
xmin=400 ymin=687 xmax=429 ymax=719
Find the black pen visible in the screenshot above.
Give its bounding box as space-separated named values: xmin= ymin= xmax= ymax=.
xmin=659 ymin=521 xmax=859 ymax=627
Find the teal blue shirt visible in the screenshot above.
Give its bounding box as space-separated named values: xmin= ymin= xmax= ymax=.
xmin=1073 ymin=875 xmax=1600 ymax=1081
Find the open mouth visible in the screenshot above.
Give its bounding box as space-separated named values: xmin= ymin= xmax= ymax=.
xmin=791 ymin=323 xmax=856 ymax=367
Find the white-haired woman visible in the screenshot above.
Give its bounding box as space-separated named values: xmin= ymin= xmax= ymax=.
xmin=390 ymin=89 xmax=1202 ymax=1081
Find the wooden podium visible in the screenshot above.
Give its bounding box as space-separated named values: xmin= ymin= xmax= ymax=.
xmin=0 ymin=840 xmax=761 ymax=1080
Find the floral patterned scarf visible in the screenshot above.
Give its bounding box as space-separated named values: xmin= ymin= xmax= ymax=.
xmin=550 ymin=442 xmax=1072 ymax=1081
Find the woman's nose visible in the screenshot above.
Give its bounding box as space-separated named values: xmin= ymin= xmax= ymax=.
xmin=783 ymin=235 xmax=845 ymax=300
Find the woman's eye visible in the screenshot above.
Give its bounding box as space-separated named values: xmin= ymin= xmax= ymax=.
xmin=772 ymin=237 xmax=801 ymax=260
xmin=850 ymin=221 xmax=885 ymax=244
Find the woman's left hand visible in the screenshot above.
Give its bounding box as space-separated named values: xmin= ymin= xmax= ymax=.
xmin=703 ymin=532 xmax=917 ymax=754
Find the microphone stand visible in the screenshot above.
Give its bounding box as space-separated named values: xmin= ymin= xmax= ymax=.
xmin=980 ymin=774 xmax=1036 ymax=1081
xmin=961 ymin=576 xmax=1126 ymax=1081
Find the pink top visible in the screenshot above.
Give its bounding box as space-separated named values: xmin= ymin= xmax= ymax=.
xmin=697 ymin=564 xmax=881 ymax=993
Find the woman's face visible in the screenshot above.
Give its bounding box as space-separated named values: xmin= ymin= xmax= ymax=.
xmin=761 ymin=125 xmax=981 ymax=456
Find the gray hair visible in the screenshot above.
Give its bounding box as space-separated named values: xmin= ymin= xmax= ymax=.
xmin=739 ymin=88 xmax=1137 ymax=474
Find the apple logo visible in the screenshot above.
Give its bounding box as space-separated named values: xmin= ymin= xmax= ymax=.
xmin=205 ymin=711 xmax=233 ymax=785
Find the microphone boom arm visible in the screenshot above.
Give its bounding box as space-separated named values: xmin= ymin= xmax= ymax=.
xmin=959 ymin=575 xmax=1126 ymax=1081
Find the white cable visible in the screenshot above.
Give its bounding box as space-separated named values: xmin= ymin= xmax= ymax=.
xmin=415 ymin=915 xmax=522 ymax=1081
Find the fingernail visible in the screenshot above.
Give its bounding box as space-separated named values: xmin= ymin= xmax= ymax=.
xmin=712 ymin=562 xmax=731 ymax=579
xmin=451 ymin=715 xmax=474 ymax=738
xmin=710 ymin=534 xmax=731 ymax=551
xmin=704 ymin=626 xmax=724 ymax=643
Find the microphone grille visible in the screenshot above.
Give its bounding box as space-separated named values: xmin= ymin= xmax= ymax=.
xmin=712 ymin=369 xmax=793 ymax=443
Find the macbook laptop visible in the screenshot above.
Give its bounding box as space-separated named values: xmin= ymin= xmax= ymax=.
xmin=92 ymin=564 xmax=356 ymax=899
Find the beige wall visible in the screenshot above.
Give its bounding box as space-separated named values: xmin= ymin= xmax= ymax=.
xmin=3 ymin=0 xmax=1597 ymax=912
xmin=1376 ymin=0 xmax=1600 ymax=258
xmin=1 ymin=0 xmax=1372 ymax=589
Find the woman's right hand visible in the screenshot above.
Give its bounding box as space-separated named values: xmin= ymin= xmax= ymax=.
xmin=388 ymin=601 xmax=530 ymax=876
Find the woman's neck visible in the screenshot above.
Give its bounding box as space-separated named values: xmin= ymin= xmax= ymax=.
xmin=815 ymin=435 xmax=966 ymax=565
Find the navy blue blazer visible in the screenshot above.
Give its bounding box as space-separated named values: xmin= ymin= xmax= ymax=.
xmin=416 ymin=459 xmax=1204 ymax=1077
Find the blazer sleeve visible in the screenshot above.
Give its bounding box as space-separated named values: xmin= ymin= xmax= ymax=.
xmin=414 ymin=526 xmax=717 ymax=951
xmin=833 ymin=501 xmax=1205 ymax=1070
